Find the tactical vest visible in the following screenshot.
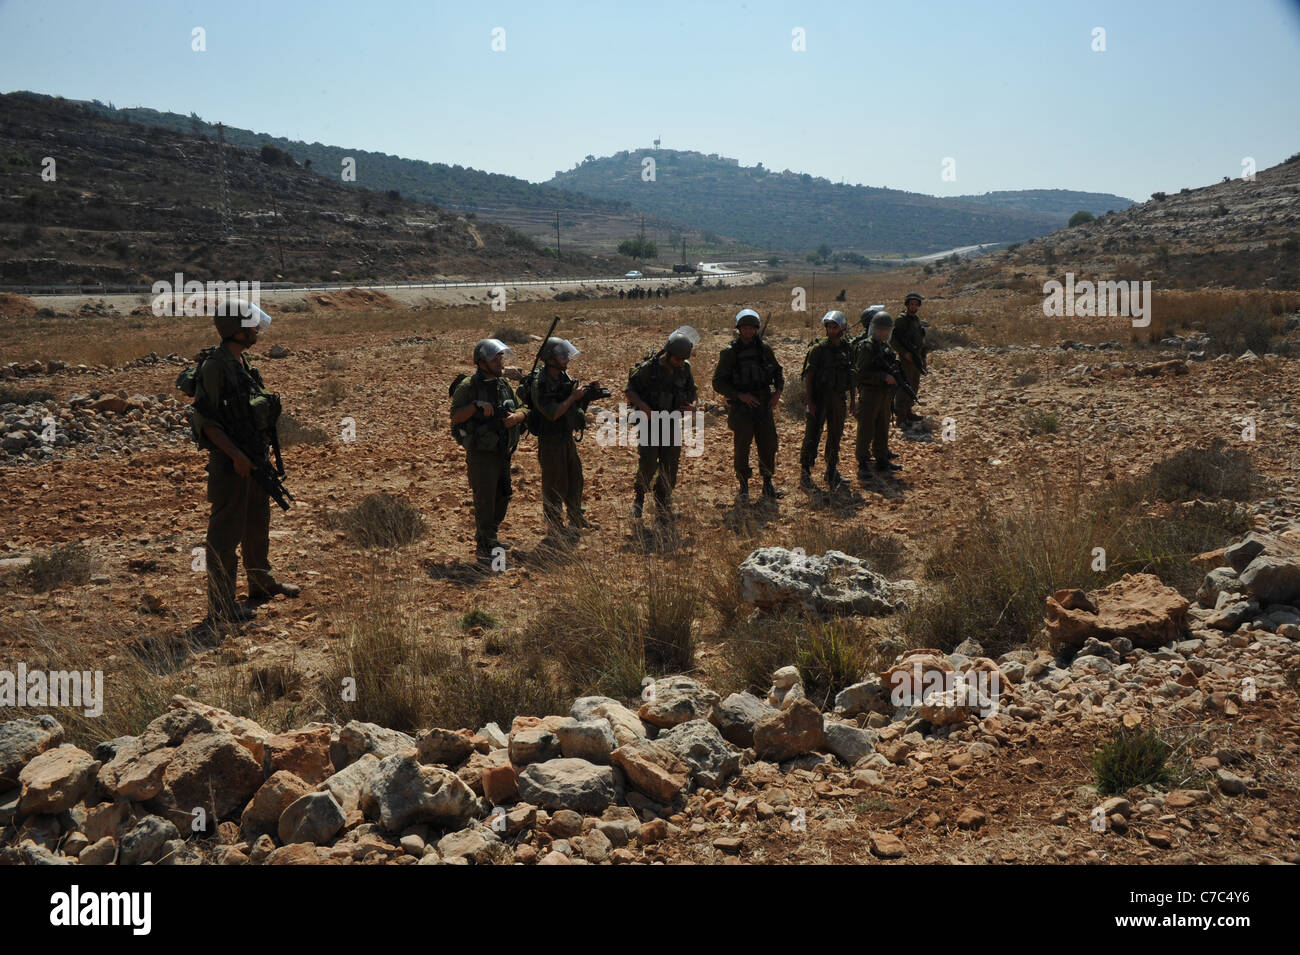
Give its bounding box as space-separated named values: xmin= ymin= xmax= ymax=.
xmin=186 ymin=348 xmax=278 ymax=452
xmin=856 ymin=338 xmax=897 ymax=388
xmin=453 ymin=372 xmax=519 ymax=453
xmin=807 ymin=340 xmax=853 ymax=395
xmin=893 ymin=315 xmax=926 ymax=356
xmin=530 ymin=371 xmax=585 ymax=437
xmin=634 ymin=355 xmax=691 ymax=412
xmin=728 ymin=340 xmax=777 ymax=394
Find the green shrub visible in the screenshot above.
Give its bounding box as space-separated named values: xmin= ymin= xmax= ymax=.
xmin=1091 ymin=728 xmax=1173 ymax=795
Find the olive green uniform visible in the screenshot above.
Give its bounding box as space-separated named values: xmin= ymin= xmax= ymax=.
xmin=530 ymin=369 xmax=588 ymax=532
xmin=890 ymin=312 xmax=926 ymax=420
xmin=854 ymin=336 xmax=899 ymax=466
xmin=799 ymin=337 xmax=854 ymax=477
xmin=450 ymin=372 xmax=521 ymax=556
xmin=627 ymin=354 xmax=698 ymax=514
xmin=190 ymin=345 xmax=279 ymax=618
xmin=712 ymin=338 xmax=783 ymax=480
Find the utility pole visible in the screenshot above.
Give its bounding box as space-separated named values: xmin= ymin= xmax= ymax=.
xmin=638 ymin=214 xmax=646 ymax=260
xmin=555 ymin=211 xmax=561 ymax=262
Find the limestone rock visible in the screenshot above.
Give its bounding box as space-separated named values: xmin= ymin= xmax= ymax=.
xmin=752 ymin=698 xmax=825 ymax=762
xmin=712 ymin=692 xmax=775 ymax=748
xmin=1044 ymin=574 xmax=1189 ymax=649
xmin=611 ymin=740 xmax=690 ymax=803
xmin=739 ymin=547 xmax=918 ymax=615
xmin=17 ymin=745 xmax=98 ymax=814
xmin=515 ymin=758 xmax=620 ymax=814
xmin=655 ymin=720 xmax=740 ymax=790
xmin=360 ymin=752 xmax=478 ymax=832
xmin=639 ymin=676 xmax=720 ymax=728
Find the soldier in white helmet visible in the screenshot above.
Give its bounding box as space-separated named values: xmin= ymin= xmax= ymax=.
xmin=449 ymin=338 xmax=527 ymax=565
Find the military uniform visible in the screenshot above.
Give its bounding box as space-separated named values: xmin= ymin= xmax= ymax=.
xmin=627 ymin=354 xmax=697 ymax=515
xmin=854 ymin=336 xmax=899 ymax=468
xmin=191 ymin=345 xmax=280 ymax=618
xmin=890 ymin=311 xmax=926 ymax=422
xmin=712 ymin=337 xmax=783 ymax=483
xmin=799 ymin=337 xmax=854 ymax=478
xmin=530 ymin=368 xmax=588 ymax=533
xmin=450 ymin=371 xmax=521 ymax=558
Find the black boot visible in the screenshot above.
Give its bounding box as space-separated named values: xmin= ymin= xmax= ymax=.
xmin=799 ymin=467 xmax=814 ymax=489
xmin=633 ymin=489 xmax=645 ymax=519
xmin=738 ymin=476 xmax=749 ymax=503
xmin=762 ymin=476 xmax=783 ymax=499
xmin=826 ymin=469 xmax=847 ymax=490
xmin=875 ymin=459 xmax=902 ymax=471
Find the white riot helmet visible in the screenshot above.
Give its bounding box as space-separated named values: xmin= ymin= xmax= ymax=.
xmin=473 ymin=338 xmax=515 ymax=365
xmin=734 ymin=308 xmax=761 ymax=329
xmin=540 ymin=337 xmax=580 ymax=363
xmin=665 ymin=325 xmax=701 ymax=358
xmin=821 ymin=310 xmax=847 ymax=330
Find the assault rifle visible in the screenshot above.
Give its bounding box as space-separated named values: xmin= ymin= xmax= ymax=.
xmin=885 ymin=355 xmax=920 ymax=406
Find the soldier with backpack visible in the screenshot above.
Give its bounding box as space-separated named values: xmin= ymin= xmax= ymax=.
xmin=179 ymin=299 xmax=298 ymax=626
xmin=450 ymin=338 xmax=527 ymax=566
xmin=521 ymin=336 xmax=602 ymax=542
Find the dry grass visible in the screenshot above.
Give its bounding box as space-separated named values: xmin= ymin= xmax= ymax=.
xmin=904 ymin=449 xmax=1258 ymax=656
xmin=521 ymin=553 xmax=701 ymax=700
xmin=324 ymin=492 xmax=427 ymax=549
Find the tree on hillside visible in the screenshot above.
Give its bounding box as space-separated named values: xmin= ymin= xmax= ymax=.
xmin=1068 ymin=210 xmax=1095 ymax=227
xmin=806 ymin=243 xmax=832 ymax=265
xmin=618 ymin=237 xmax=657 ymax=259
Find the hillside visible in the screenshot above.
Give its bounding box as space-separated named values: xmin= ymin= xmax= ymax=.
xmin=547 ymin=150 xmax=1134 ymax=254
xmin=0 ymin=92 xmax=629 ymax=286
xmin=22 ymin=92 xmax=711 ymax=257
xmin=952 ymin=189 xmax=1134 ymax=218
xmin=954 ymin=155 xmax=1300 ymax=295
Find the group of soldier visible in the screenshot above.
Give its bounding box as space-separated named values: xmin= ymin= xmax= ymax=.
xmin=447 ymin=292 xmax=930 ymax=565
xmin=618 ymin=286 xmax=669 ymax=300
xmin=187 ymin=290 xmax=931 ymax=622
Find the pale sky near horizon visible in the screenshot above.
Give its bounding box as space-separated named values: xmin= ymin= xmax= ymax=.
xmin=2 ymin=0 xmax=1298 ymax=202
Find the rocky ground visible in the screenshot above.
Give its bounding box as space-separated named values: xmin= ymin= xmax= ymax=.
xmin=1 ymin=271 xmax=1299 ymax=865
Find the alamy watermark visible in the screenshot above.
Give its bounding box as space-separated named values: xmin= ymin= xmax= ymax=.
xmin=150 ymin=273 xmax=261 ymax=318
xmin=593 ymin=404 xmax=704 ymax=458
xmin=1042 ymin=273 xmax=1151 ymax=327
xmin=0 ymin=664 xmax=103 ymax=717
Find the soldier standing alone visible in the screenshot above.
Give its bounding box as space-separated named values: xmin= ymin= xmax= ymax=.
xmin=189 ymin=301 xmax=299 ymax=625
xmin=798 ymin=310 xmax=856 ymax=491
xmin=712 ymin=308 xmax=784 ymax=503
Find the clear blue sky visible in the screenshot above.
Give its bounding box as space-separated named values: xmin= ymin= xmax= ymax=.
xmin=2 ymin=0 xmax=1298 ymax=202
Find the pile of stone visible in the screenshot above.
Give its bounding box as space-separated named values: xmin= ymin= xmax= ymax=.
xmin=2 ymin=353 xmax=188 ymax=382
xmin=1 ymin=390 xmax=192 ymax=462
xmin=4 ymin=532 xmax=1296 ymax=864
